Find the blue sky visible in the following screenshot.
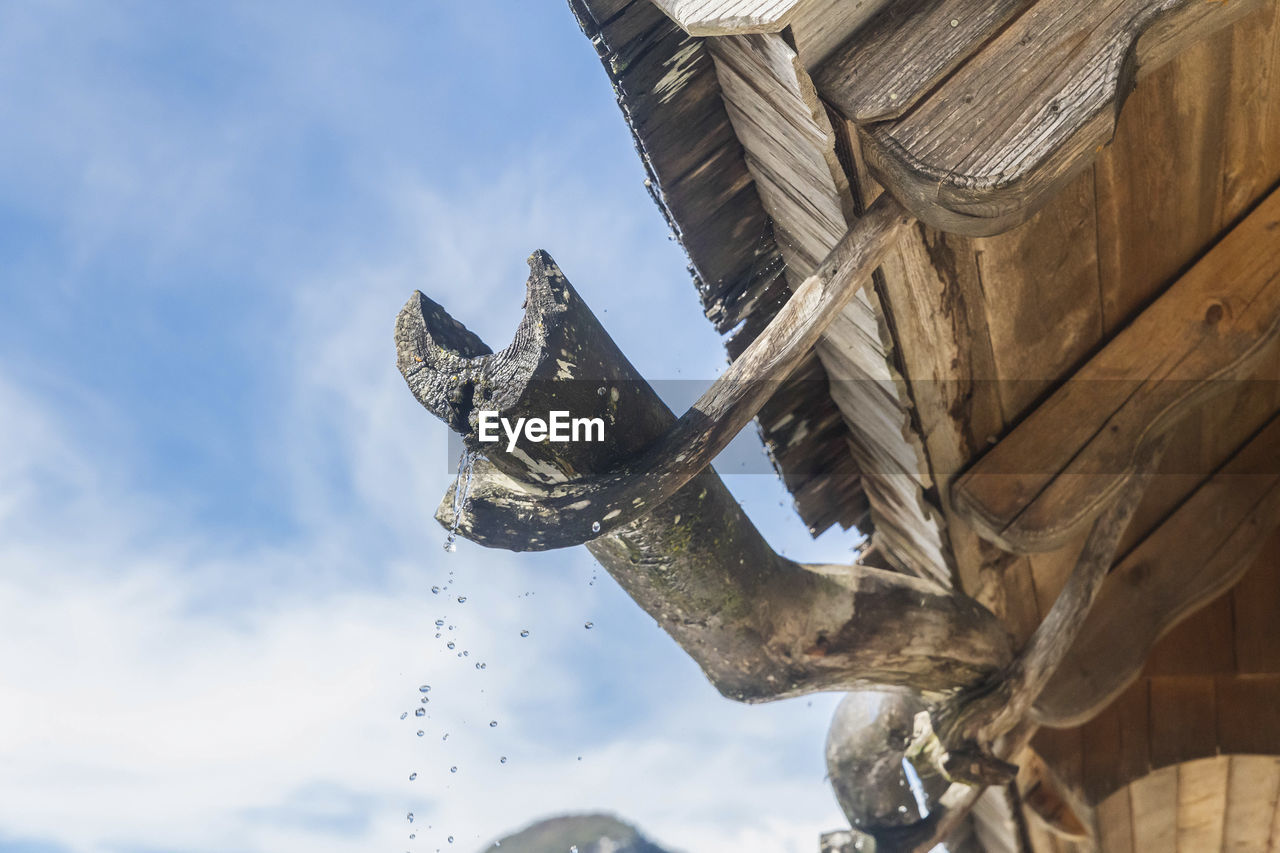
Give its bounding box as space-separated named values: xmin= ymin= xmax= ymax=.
xmin=0 ymin=3 xmax=862 ymax=851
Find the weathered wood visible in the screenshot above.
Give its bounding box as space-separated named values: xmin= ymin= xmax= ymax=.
xmin=572 ymin=0 xmax=868 ymax=537
xmin=839 ymin=0 xmax=1265 ymax=234
xmin=932 ymin=434 xmax=1167 ymax=780
xmin=953 ymin=186 xmax=1280 ymax=554
xmin=647 ymin=0 xmax=804 ymax=35
xmin=397 ymin=250 xmax=1014 ymax=704
xmin=708 ymin=30 xmax=953 ymax=583
xmin=816 ymin=0 xmax=1033 ymax=123
xmin=1034 ymin=415 xmax=1280 ymax=727
xmin=398 ymin=197 xmax=912 ymax=551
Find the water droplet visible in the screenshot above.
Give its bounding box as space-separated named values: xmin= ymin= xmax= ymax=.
xmin=399 ymin=712 xmax=408 ymax=720
xmin=431 ymin=586 xmax=440 ymax=594
xmin=416 ymin=730 xmax=424 ymax=737
xmin=450 ymin=766 xmax=457 ymax=773
xmin=419 ymin=685 xmax=431 ymax=693
xmin=447 ymin=641 xmax=455 ymax=650
xmin=448 ymin=837 xmax=454 ymax=845
xmin=457 ymin=596 xmax=467 ymax=604
xmin=443 ymin=449 xmax=479 ymax=551
xmin=409 ymin=772 xmax=417 ymax=781
xmin=584 ymin=621 xmax=594 ymax=629
xmin=500 ymin=756 xmax=507 ymax=764
xmin=415 ymin=708 xmax=426 ymax=717
xmin=571 ymin=846 xmax=579 ymax=853
xmin=489 ymin=720 xmax=498 ymax=728
xmin=474 ymin=662 xmax=482 ymax=670
xmin=435 ymin=619 xmax=444 ymax=628
xmin=462 ymin=650 xmax=469 ymax=657
xmin=591 ymin=521 xmax=601 ymax=533
xmin=520 ymin=630 xmax=529 ymax=638
xmin=442 ymin=733 xmax=449 ymax=741
xmin=406 ymin=812 xmax=414 ymax=823
xmin=596 ymin=386 xmax=606 ymax=396
xmin=421 ymin=696 xmax=430 ymax=704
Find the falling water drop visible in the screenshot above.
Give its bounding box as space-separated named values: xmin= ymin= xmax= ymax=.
xmin=406 ymin=812 xmax=414 ymax=824
xmin=447 ymin=642 xmax=455 ymax=650
xmin=489 ymin=720 xmax=498 ymax=728
xmin=419 ymin=685 xmax=431 ymax=693
xmin=399 ymin=712 xmax=408 ymax=720
xmin=519 ymin=630 xmax=529 ymax=638
xmin=443 ymin=449 xmax=479 ymax=551
xmin=499 ymin=756 xmax=508 ymax=764
xmin=409 ymin=772 xmax=417 ymax=781
xmin=448 ymin=837 xmax=454 ymax=845
xmin=431 ymin=586 xmax=440 ymax=594
xmin=591 ymin=521 xmax=601 ymax=533
xmin=584 ymin=621 xmax=594 ymax=630
xmin=450 ymin=766 xmax=457 ymax=773
xmin=415 ymin=708 xmax=426 ymax=717
xmin=435 ymin=620 xmax=444 ymax=628
xmin=457 ymin=596 xmax=467 ymax=604
xmin=416 ymin=730 xmax=425 ymax=737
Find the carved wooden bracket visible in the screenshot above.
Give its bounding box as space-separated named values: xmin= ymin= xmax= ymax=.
xmin=1035 ymin=413 xmax=1280 ymax=727
xmin=817 ymin=0 xmax=1265 ymax=234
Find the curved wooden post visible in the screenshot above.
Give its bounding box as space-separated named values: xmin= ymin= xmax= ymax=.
xmin=395 ymin=247 xmax=1010 ymax=702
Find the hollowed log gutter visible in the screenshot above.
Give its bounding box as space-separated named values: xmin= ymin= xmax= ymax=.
xmin=395 ymin=248 xmax=1013 ymax=705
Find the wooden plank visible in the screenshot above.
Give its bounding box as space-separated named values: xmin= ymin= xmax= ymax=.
xmin=1233 ymin=530 xmax=1280 ymax=675
xmin=1224 ymin=756 xmax=1280 ymax=853
xmin=953 ymin=187 xmax=1280 ymax=554
xmin=1096 ymin=788 xmax=1135 ymax=853
xmin=1034 ymin=416 xmax=1280 ymax=726
xmin=648 ymin=0 xmax=804 ymax=35
xmin=708 ymin=30 xmax=954 ymax=583
xmin=1148 ymin=677 xmax=1217 ymax=770
xmin=852 ymin=0 xmax=1264 ymax=234
xmin=1175 ymin=755 xmax=1229 ymax=853
xmin=1129 ymin=766 xmax=1178 ymax=853
xmin=1215 ymin=675 xmax=1280 ymax=756
xmin=816 ymin=0 xmax=1033 ymax=122
xmin=1146 ymin=594 xmax=1237 ymax=677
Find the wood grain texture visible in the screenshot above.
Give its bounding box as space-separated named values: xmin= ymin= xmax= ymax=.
xmin=708 ymin=31 xmax=955 ymax=583
xmin=1034 ymin=416 xmax=1280 ymax=727
xmin=816 ymin=0 xmax=1034 ymax=122
xmin=1128 ymin=765 xmax=1178 ymax=851
xmin=846 ymin=0 xmax=1265 ymax=234
xmin=648 ymin=0 xmax=802 ymax=34
xmin=1176 ymin=755 xmax=1230 ymax=852
xmin=953 ymin=186 xmax=1280 ymax=554
xmin=1224 ymin=756 xmax=1280 ymax=852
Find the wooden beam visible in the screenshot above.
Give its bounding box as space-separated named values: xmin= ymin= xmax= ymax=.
xmin=952 ymin=185 xmax=1280 ymax=554
xmin=646 ymin=0 xmax=804 ymax=35
xmin=818 ymin=0 xmax=1265 ymax=234
xmin=816 ymin=0 xmax=1032 ymax=123
xmin=1034 ymin=415 xmax=1280 ymax=727
xmin=396 ymin=248 xmax=1015 ymax=705
xmin=398 ymin=194 xmax=913 ymax=552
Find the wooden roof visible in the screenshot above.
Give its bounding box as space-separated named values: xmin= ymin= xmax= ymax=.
xmin=571 ymin=0 xmax=1280 ymax=849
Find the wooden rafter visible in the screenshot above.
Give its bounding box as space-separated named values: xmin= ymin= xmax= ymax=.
xmin=952 ymin=186 xmax=1280 ymax=554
